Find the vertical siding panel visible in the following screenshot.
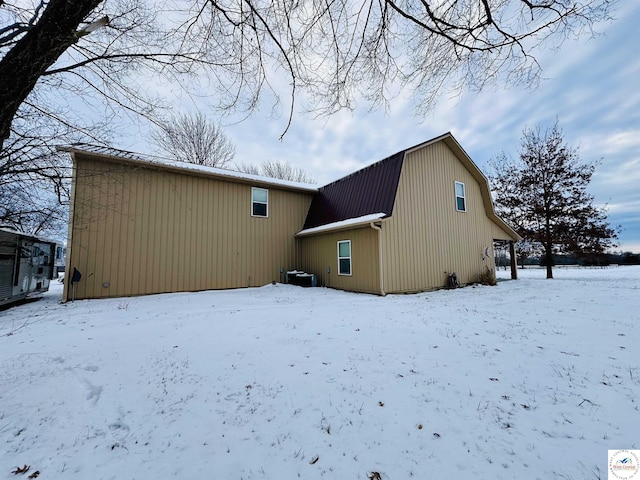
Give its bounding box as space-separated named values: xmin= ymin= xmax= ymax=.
xmin=114 ymin=167 xmax=128 ymax=297
xmin=219 ymin=182 xmax=226 ymax=286
xmin=93 ymin=162 xmax=108 ymax=296
xmin=145 ymin=170 xmax=157 ymax=294
xmin=134 ymin=170 xmax=146 ymax=295
xmin=206 ymin=178 xmax=213 ymax=286
xmin=299 ymin=228 xmax=380 ymax=294
xmin=176 ymin=175 xmax=186 ymax=291
xmin=156 ymin=172 xmax=167 ymax=294
xmin=193 ymin=177 xmax=202 ymax=289
xmin=168 ymin=174 xmax=178 ymax=293
xmin=208 ymin=178 xmax=216 ymax=286
xmin=154 ymin=171 xmax=163 ymax=292
xmin=156 ymin=171 xmax=166 ymax=292
xmin=225 ymin=182 xmax=233 ymax=287
xmin=184 ymin=175 xmax=192 ymax=291
xmin=154 ymin=172 xmax=165 ymax=294
xmin=209 ymin=178 xmax=216 ymax=287
xmin=132 ymin=170 xmax=143 ymax=296
xmin=123 ymin=167 xmax=136 ymax=296
xmin=201 ymin=177 xmax=208 ymax=288
xmin=174 ymin=175 xmax=184 ymax=291
xmin=192 ymin=176 xmax=201 ymax=290
xmin=226 ymin=183 xmax=233 ymax=286
xmin=209 ymin=179 xmax=218 ymax=289
xmin=142 ymin=170 xmax=153 ymax=294
xmin=104 ymin=166 xmax=120 ymax=297
xmin=185 ymin=176 xmax=194 ymax=291
xmin=200 ymin=177 xmax=208 ymax=288
xmin=200 ymin=177 xmax=209 ymax=288
xmin=69 ymin=154 xmax=313 ymax=299
xmin=384 ymin=142 xmax=498 ymax=293
xmin=70 ymin=161 xmax=88 ymax=299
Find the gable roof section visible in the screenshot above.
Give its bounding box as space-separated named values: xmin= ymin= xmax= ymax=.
xmin=303 ymin=132 xmax=520 ymax=241
xmin=405 ymin=133 xmax=521 ymax=241
xmin=58 ymin=145 xmax=318 ymax=193
xmin=303 ymin=151 xmax=404 ymax=229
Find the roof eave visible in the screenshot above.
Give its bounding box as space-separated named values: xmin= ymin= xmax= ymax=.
xmin=296 ymin=214 xmax=388 ymax=238
xmin=59 ymin=146 xmax=319 ymax=194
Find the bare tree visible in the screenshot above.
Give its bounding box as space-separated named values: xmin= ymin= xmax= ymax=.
xmin=489 ymin=121 xmax=618 ymax=279
xmin=234 ymin=163 xmax=261 ymax=176
xmin=0 ymin=96 xmax=112 ymax=236
xmin=0 ymin=0 xmax=617 ymax=232
xmin=0 ymin=183 xmax=68 ymax=238
xmin=152 ymin=112 xmax=235 ymax=168
xmin=236 ymin=160 xmax=317 ymax=183
xmin=1 ymin=0 xmax=617 ymax=152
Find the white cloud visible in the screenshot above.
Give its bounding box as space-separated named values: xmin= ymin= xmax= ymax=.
xmin=96 ymin=1 xmax=640 ymax=246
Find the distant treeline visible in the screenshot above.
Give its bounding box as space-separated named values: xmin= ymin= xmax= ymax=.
xmin=495 ymin=251 xmax=640 ymax=268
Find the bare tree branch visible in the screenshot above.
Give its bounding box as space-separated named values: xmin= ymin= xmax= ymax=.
xmin=152 ymin=112 xmax=236 ymax=168
xmin=0 ymin=0 xmax=617 ymax=234
xmin=236 ymin=159 xmax=317 ymax=183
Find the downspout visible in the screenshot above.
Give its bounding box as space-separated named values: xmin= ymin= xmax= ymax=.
xmin=370 ymin=222 xmax=386 ymax=296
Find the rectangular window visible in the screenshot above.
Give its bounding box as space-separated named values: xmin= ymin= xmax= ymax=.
xmin=455 ymin=181 xmax=466 ymax=212
xmin=252 ymin=187 xmax=268 ymax=217
xmin=337 ymin=240 xmax=352 ymax=276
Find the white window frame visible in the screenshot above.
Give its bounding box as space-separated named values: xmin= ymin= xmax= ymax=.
xmin=337 ymin=240 xmax=352 ymax=276
xmin=251 ymin=187 xmax=269 ymax=218
xmin=454 ymin=181 xmax=466 ymax=212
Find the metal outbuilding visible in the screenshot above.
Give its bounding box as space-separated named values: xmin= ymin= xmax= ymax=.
xmin=60 ymin=133 xmax=520 ymax=301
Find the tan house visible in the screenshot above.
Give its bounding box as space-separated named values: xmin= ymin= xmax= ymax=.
xmin=61 ymin=133 xmax=520 ymax=301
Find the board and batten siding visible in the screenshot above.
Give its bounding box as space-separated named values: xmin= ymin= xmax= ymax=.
xmin=298 ymin=226 xmax=381 ymax=294
xmin=65 ymin=155 xmax=313 ymax=300
xmin=382 ymin=142 xmax=507 ymax=293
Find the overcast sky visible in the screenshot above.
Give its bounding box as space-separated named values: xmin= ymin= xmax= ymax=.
xmin=120 ymin=1 xmax=640 ymax=253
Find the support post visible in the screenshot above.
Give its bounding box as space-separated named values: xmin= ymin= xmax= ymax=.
xmin=509 ymin=241 xmax=518 ymax=280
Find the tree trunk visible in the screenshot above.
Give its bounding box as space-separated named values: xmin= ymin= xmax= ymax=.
xmin=545 ymin=243 xmax=553 ymax=279
xmin=0 ymin=0 xmax=103 ymax=149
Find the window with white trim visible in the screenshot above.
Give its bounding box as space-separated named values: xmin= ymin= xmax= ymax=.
xmin=337 ymin=240 xmax=352 ymax=276
xmin=251 ymin=187 xmax=268 ymax=217
xmin=455 ymin=181 xmax=466 ymax=212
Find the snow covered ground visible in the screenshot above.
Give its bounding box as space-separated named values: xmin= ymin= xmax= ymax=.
xmin=1 ymin=266 xmax=638 ymax=480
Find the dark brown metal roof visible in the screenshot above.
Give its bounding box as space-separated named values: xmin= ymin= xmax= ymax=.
xmin=303 ymin=151 xmax=405 ymax=229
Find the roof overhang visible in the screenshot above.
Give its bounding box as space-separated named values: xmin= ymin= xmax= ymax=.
xmin=296 ymin=213 xmax=387 ymax=237
xmin=58 ymin=145 xmax=319 ymax=194
xmin=0 ymin=227 xmax=57 ymax=244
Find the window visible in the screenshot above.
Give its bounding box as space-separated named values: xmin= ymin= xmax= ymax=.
xmin=455 ymin=181 xmax=466 ymax=212
xmin=252 ymin=187 xmax=268 ymax=217
xmin=337 ymin=240 xmax=352 ymax=276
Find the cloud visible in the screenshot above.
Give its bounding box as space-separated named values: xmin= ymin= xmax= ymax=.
xmin=105 ymin=1 xmax=640 ymax=249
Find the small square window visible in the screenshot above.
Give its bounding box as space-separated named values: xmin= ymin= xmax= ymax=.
xmin=252 ymin=187 xmax=268 ymax=217
xmin=337 ymin=240 xmax=352 ymax=276
xmin=455 ymin=181 xmax=466 ymax=212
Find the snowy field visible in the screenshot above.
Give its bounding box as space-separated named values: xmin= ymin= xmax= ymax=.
xmin=1 ymin=266 xmax=639 ymax=480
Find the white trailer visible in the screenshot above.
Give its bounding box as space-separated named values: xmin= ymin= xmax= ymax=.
xmin=0 ymin=228 xmax=56 ymax=307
